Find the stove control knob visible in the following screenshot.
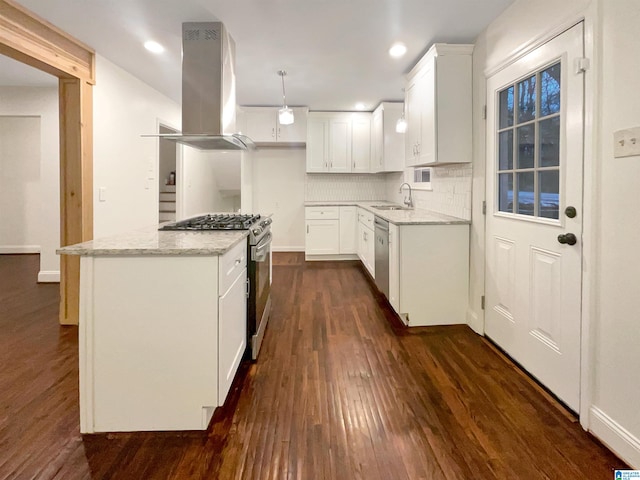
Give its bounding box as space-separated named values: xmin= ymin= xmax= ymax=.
xmin=252 ymin=227 xmax=262 ymax=236
xmin=262 ymin=218 xmax=272 ymax=227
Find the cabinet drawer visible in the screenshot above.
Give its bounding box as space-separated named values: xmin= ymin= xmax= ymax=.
xmin=219 ymin=239 xmax=248 ymax=296
xmin=305 ymin=206 xmax=340 ymax=220
xmin=357 ymin=208 xmax=375 ymax=229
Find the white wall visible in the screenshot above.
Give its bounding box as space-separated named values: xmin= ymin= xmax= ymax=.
xmin=0 ymin=87 xmax=60 ymax=282
xmin=252 ymin=148 xmax=306 ymax=251
xmin=180 ymin=147 xmax=240 ymax=218
xmin=471 ymin=0 xmax=640 ymax=467
xmin=93 ymin=55 xmax=180 ymax=238
xmin=590 ymin=0 xmax=640 ymax=467
xmin=0 ymin=116 xmax=41 ymax=249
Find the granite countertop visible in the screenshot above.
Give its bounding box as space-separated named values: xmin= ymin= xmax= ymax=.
xmin=304 ymin=201 xmax=470 ymax=225
xmin=57 ymin=225 xmax=249 ymax=256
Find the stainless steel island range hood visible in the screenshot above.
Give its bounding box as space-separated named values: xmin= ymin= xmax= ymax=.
xmin=146 ymin=22 xmax=255 ymax=150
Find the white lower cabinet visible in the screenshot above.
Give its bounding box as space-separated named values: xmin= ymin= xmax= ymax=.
xmin=388 ymin=224 xmax=469 ymax=326
xmin=357 ymin=208 xmax=375 ymax=277
xmin=218 ymin=266 xmax=247 ymax=406
xmin=305 ymin=206 xmax=358 ymax=258
xmin=339 ymin=206 xmax=357 ymax=254
xmin=77 ymin=239 xmax=249 ymax=433
xmin=389 ymin=223 xmax=400 ymax=312
xmin=306 ymin=219 xmax=340 ymax=255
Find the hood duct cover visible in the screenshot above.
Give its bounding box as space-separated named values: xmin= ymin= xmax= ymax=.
xmin=144 ymin=22 xmax=255 ymax=150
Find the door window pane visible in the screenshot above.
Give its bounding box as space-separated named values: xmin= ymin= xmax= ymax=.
xmin=517 ymin=75 xmax=536 ymax=123
xmin=516 ymin=172 xmax=535 ymax=216
xmin=540 ymin=63 xmax=561 ymax=117
xmin=499 ymin=173 xmax=513 ymax=213
xmin=539 ymin=170 xmax=560 ymax=219
xmin=499 ymin=131 xmax=513 ymax=170
xmin=539 ymin=117 xmax=560 ymax=167
xmin=499 ymin=86 xmax=514 ymax=129
xmin=517 ymin=124 xmax=535 ymax=169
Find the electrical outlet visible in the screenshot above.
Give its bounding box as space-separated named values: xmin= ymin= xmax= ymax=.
xmin=613 ymin=127 xmax=640 ymax=158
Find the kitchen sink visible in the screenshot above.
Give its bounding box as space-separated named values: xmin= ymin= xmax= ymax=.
xmin=371 ymin=205 xmax=412 ymax=211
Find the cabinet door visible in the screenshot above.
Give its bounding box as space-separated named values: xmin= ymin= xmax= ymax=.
xmin=405 ymin=75 xmax=422 ymax=167
xmin=389 ymin=223 xmax=400 ymax=313
xmin=371 ymin=107 xmax=384 ymax=173
xmin=277 ymin=107 xmax=308 ymax=143
xmin=244 ymin=108 xmax=278 ymax=143
xmin=339 ymin=206 xmax=357 ymax=254
xmin=306 ymin=117 xmax=329 ymax=172
xmin=218 ymin=268 xmax=247 ymax=406
xmin=351 ymin=115 xmax=371 ymax=173
xmin=418 ymin=61 xmax=436 ymax=165
xmin=306 ymin=219 xmax=339 ymax=255
xmin=366 ymin=226 xmax=375 ymax=278
xmin=329 ymin=117 xmax=351 ymax=172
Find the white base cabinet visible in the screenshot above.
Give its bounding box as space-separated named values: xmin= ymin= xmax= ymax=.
xmin=305 ymin=206 xmax=358 ymax=259
xmin=78 ymin=240 xmax=248 ymax=433
xmin=357 ymin=208 xmax=375 ymax=277
xmin=389 ymin=224 xmax=469 ymax=326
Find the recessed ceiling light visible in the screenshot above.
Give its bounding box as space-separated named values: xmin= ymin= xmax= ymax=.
xmin=389 ymin=42 xmax=407 ymax=58
xmin=355 ymin=103 xmax=366 ymax=111
xmin=144 ymin=41 xmax=165 ymax=54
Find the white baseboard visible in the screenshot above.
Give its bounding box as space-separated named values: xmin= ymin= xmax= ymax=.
xmin=466 ymin=308 xmax=484 ymax=334
xmin=272 ymin=246 xmax=305 ymax=252
xmin=0 ymin=245 xmax=41 ymax=254
xmin=38 ymin=270 xmax=60 ymax=283
xmin=590 ymin=406 xmax=640 ymax=468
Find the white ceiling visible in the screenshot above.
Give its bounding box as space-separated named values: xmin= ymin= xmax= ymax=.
xmin=4 ymin=0 xmax=515 ymax=111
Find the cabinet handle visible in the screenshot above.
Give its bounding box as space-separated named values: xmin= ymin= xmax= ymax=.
xmin=278 ymin=127 xmax=281 ymax=136
xmin=246 ymin=278 xmax=250 ymax=299
xmin=235 ymin=258 xmax=242 ymax=265
xmin=330 ymin=162 xmax=333 ymax=168
xmin=307 ymin=225 xmax=309 ymax=234
xmin=272 ymin=127 xmax=275 ymax=138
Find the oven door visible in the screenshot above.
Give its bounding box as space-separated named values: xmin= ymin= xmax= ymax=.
xmin=250 ymin=231 xmax=272 ymax=359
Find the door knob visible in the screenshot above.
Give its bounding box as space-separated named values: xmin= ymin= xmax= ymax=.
xmin=557 ymin=233 xmax=577 ymax=245
xmin=565 ymin=206 xmax=577 ymax=218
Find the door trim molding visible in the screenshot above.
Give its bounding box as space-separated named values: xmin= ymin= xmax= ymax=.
xmin=0 ymin=0 xmax=95 ymax=325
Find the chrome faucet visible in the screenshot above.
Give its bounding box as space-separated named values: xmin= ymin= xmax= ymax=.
xmin=399 ymin=182 xmax=413 ymax=208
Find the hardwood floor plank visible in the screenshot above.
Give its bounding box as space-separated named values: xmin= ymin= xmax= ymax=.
xmin=0 ymin=253 xmax=628 ymax=479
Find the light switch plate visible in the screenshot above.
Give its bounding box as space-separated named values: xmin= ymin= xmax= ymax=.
xmin=613 ymin=127 xmax=640 ymax=158
xmin=98 ymin=187 xmax=107 ymax=202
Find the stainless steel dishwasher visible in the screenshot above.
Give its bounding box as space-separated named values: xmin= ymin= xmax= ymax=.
xmin=374 ymin=216 xmax=390 ymax=299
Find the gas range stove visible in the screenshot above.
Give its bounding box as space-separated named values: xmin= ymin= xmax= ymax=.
xmin=159 ymin=213 xmax=272 ymax=244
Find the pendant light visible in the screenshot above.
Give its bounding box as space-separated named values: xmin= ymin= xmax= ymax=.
xmin=396 ymin=88 xmax=407 ymax=133
xmin=278 ymin=70 xmax=294 ymax=125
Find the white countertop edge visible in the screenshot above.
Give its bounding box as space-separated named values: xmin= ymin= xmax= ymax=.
xmin=57 ymin=229 xmax=249 ymax=257
xmin=304 ymin=201 xmax=470 ymax=225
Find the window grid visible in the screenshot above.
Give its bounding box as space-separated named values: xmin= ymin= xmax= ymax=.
xmin=496 ymin=61 xmax=561 ymax=220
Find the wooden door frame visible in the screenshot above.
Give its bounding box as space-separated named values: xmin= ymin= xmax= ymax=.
xmin=0 ymin=0 xmax=95 ymax=325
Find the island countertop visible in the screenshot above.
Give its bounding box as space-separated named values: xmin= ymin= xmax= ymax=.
xmin=57 ymin=224 xmax=249 ymax=256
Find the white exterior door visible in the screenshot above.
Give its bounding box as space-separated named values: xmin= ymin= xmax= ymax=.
xmin=485 ymin=23 xmax=584 ymax=411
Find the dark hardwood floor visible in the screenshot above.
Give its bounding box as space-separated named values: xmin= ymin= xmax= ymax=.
xmin=0 ymin=253 xmax=626 ymax=479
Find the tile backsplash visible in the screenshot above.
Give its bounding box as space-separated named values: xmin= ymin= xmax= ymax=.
xmin=387 ymin=164 xmax=472 ymax=220
xmin=305 ymin=174 xmax=387 ymax=201
xmin=305 ymin=164 xmax=472 ymax=221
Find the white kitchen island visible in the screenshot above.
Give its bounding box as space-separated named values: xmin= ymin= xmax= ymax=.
xmin=58 ymin=226 xmax=249 ymax=433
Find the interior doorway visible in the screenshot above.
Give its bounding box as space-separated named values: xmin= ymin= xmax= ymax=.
xmin=158 ymin=124 xmax=178 ymax=222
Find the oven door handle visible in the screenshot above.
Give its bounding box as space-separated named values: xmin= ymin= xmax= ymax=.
xmin=252 ymin=232 xmax=272 ymax=261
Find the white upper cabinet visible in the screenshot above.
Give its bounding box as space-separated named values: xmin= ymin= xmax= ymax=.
xmin=371 ymin=102 xmax=404 ymax=173
xmin=238 ymin=106 xmax=308 ymax=144
xmin=306 ymin=112 xmax=372 ymax=173
xmin=405 ymin=44 xmax=473 ymax=167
